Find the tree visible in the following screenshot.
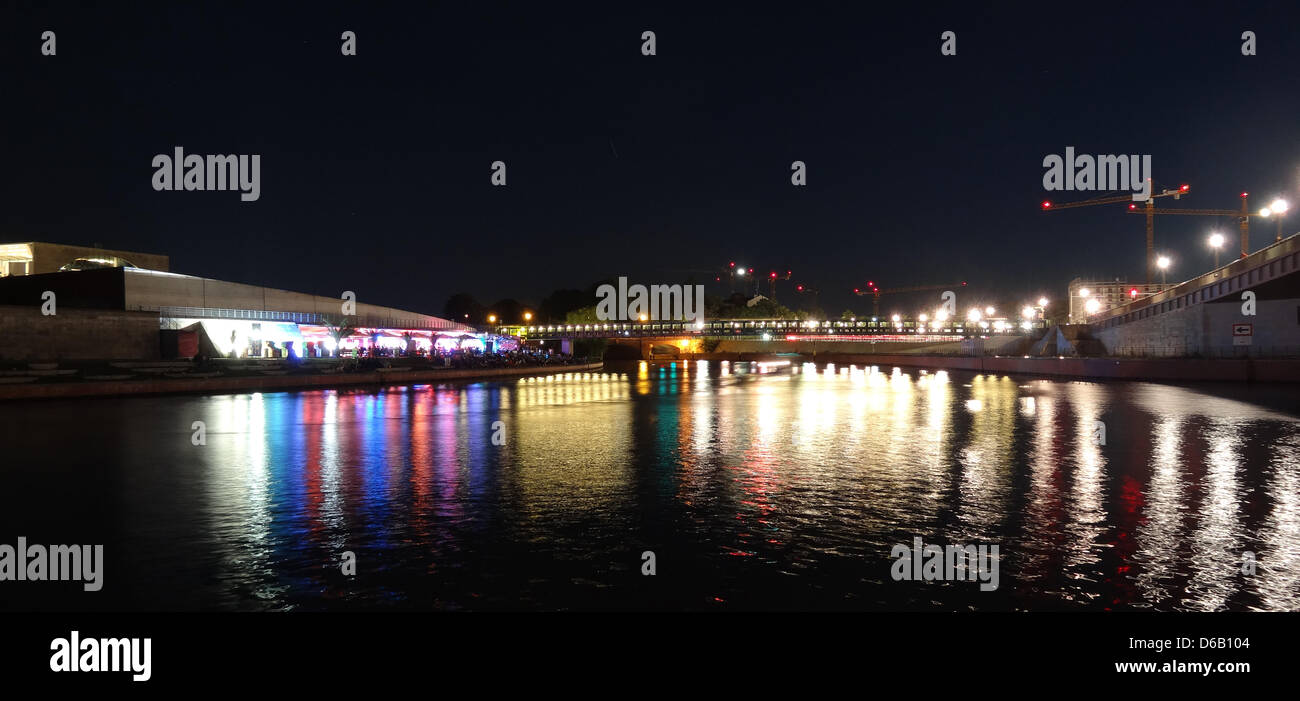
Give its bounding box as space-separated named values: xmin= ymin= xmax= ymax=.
xmin=565 ymin=305 xmax=600 ymax=324
xmin=705 ymin=293 xmax=798 ymax=320
xmin=318 ymin=313 xmax=358 ymax=357
xmin=540 ymin=288 xmax=590 ymax=323
xmin=840 ymin=309 xmax=857 ymax=320
xmin=490 ymin=298 xmax=526 ymax=324
xmin=443 ymin=293 xmax=486 ymax=323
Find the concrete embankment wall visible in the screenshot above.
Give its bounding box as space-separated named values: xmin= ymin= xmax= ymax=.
xmin=0 ymin=361 xmax=606 ymax=401
xmin=1088 ymin=238 xmax=1300 ymax=357
xmin=1095 ymin=296 xmax=1300 ymax=357
xmin=692 ymin=351 xmax=1300 ymax=383
xmin=0 ymin=305 xmax=160 ymax=362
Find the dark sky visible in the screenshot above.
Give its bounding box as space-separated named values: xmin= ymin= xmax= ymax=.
xmin=4 ymin=2 xmax=1300 ymax=318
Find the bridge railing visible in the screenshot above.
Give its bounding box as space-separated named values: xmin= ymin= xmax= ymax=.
xmin=494 ymin=318 xmax=1047 ymax=338
xmin=1096 ymin=232 xmax=1300 ymax=328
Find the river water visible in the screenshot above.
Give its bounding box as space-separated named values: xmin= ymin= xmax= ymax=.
xmin=1 ymin=360 xmax=1297 ymax=611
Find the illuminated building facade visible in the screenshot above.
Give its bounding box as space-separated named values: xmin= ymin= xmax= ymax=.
xmin=1067 ymin=277 xmax=1170 ymax=324
xmin=0 ymin=243 xmax=481 ymax=361
xmin=0 ymin=241 xmax=170 ymax=277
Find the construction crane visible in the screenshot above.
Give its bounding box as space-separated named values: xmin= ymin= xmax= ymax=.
xmin=1041 ymin=182 xmax=1190 ymax=284
xmin=1123 ymin=191 xmax=1253 ymax=261
xmin=854 ymin=281 xmax=968 ymax=318
xmin=668 ymin=263 xmax=754 ymax=291
xmin=683 ymin=262 xmax=794 ymax=296
xmin=793 ymin=283 xmax=820 ymax=310
xmin=765 ymin=269 xmax=793 ymax=301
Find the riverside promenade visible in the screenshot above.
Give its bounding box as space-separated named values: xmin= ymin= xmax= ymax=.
xmin=0 ymin=361 xmax=605 ymax=401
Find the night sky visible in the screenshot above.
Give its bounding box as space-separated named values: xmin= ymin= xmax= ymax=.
xmin=4 ymin=2 xmax=1300 ymax=318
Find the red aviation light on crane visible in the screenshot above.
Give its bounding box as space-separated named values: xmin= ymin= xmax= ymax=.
xmin=1129 ymin=203 xmax=1137 ymax=210
xmin=1180 ymin=184 xmax=1189 ymax=192
xmin=796 ymin=285 xmax=804 ymax=291
xmin=1041 ymin=200 xmax=1052 ymax=209
xmin=1241 ymin=192 xmax=1249 ymax=198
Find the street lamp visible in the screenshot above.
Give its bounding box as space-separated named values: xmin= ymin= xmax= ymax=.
xmin=1274 ymin=197 xmax=1284 ymax=241
xmin=1156 ymin=255 xmax=1170 ymax=286
xmin=1208 ymin=232 xmax=1225 ymax=269
xmin=1072 ymin=289 xmax=1091 ymax=324
xmin=488 ymin=314 xmax=497 ymax=324
xmin=1258 ymin=198 xmax=1289 ymax=243
xmin=523 ymin=311 xmax=533 ymax=322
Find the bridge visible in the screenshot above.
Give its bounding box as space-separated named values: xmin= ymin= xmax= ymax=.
xmin=494 ymin=317 xmax=1048 ymax=341
xmin=1089 ymin=232 xmax=1300 ymax=357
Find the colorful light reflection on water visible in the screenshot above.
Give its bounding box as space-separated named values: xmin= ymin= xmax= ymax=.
xmin=0 ymin=361 xmax=1297 ymax=611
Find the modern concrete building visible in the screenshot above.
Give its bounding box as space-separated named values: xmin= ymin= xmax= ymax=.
xmin=0 ymin=246 xmax=477 ymax=362
xmin=0 ymin=241 xmax=169 ymax=277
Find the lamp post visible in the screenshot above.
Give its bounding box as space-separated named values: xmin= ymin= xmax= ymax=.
xmin=1157 ymin=255 xmax=1170 ymax=286
xmin=1208 ymin=232 xmax=1225 ymax=270
xmin=1259 ymin=198 xmax=1288 ymax=243
xmin=1072 ymin=288 xmax=1091 ymax=324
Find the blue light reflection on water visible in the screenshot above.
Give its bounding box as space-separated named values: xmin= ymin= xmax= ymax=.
xmin=0 ymin=361 xmax=1297 ymax=611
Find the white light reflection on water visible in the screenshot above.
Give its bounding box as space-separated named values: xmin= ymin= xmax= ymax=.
xmin=1 ymin=362 xmax=1298 ymax=611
